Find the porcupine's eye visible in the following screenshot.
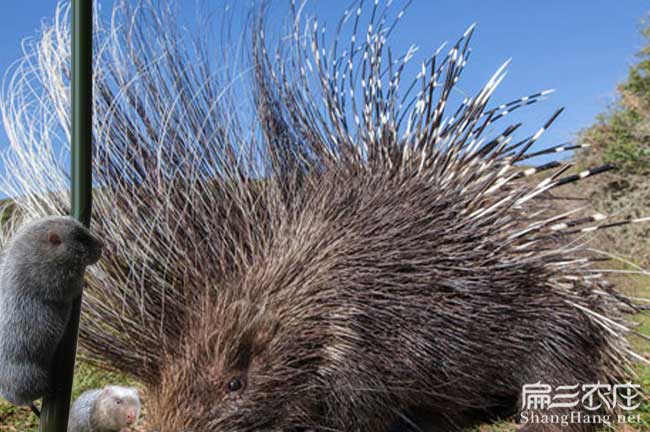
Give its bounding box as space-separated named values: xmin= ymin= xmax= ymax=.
xmin=227 ymin=377 xmax=244 ymax=393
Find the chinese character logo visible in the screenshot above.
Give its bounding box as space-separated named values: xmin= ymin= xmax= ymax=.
xmin=582 ymin=383 xmax=613 ymax=411
xmin=521 ymin=382 xmax=642 ymax=412
xmin=522 ymin=382 xmax=552 ymax=410
xmin=614 ymin=383 xmax=642 ymax=411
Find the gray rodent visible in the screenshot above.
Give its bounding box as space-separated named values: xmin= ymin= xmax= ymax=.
xmin=68 ymin=386 xmax=141 ymax=432
xmin=0 ymin=216 xmax=103 ymax=406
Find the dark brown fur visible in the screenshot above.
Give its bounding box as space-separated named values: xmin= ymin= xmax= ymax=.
xmin=152 ymin=170 xmax=624 ymax=432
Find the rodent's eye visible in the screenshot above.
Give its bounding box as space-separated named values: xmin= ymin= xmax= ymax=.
xmin=115 ymin=399 xmax=122 ymax=405
xmin=227 ymin=377 xmax=244 ymax=393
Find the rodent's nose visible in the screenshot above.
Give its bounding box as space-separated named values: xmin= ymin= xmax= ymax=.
xmin=126 ymin=413 xmax=135 ymax=424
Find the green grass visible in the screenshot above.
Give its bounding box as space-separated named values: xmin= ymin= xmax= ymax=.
xmin=626 ymin=283 xmax=650 ymax=431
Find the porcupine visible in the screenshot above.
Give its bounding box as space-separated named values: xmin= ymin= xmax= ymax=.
xmin=0 ymin=1 xmax=646 ymax=431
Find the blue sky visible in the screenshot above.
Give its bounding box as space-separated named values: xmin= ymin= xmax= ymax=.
xmin=0 ymin=1 xmax=648 ymax=169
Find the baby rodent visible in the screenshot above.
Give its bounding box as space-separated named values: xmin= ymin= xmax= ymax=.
xmin=0 ymin=216 xmax=103 ymax=406
xmin=68 ymin=385 xmax=141 ymax=432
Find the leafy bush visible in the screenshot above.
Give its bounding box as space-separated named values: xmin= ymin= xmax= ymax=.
xmin=576 ymin=17 xmax=650 ymax=266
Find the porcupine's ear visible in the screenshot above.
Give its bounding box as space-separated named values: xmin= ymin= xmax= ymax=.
xmin=250 ymin=315 xmax=281 ymax=355
xmin=223 ymin=300 xmax=282 ymax=370
xmin=244 ymin=313 xmax=282 ymax=357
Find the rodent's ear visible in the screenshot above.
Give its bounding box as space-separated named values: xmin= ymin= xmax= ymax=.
xmin=47 ymin=230 xmax=62 ymax=245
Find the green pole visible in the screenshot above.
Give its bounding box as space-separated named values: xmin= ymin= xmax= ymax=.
xmin=39 ymin=0 xmax=93 ymax=430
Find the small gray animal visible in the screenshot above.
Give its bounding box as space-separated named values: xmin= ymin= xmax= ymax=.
xmin=0 ymin=216 xmax=103 ymax=406
xmin=68 ymin=386 xmax=141 ymax=432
